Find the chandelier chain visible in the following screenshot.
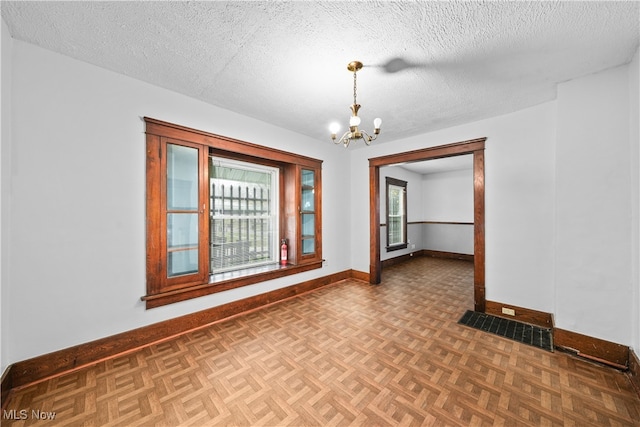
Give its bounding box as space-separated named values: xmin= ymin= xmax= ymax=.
xmin=353 ymin=71 xmax=357 ymax=105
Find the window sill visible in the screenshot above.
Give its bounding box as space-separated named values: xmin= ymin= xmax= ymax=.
xmin=142 ymin=260 xmax=323 ymax=309
xmin=386 ymin=243 xmax=408 ymax=252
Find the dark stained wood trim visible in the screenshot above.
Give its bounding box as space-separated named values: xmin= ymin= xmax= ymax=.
xmin=368 ymin=138 xmax=486 ymax=167
xmin=145 ymin=117 xmax=322 ymax=168
xmin=1 ymin=366 xmax=12 ymax=410
xmin=380 ymin=221 xmax=475 ymax=226
xmin=381 ymin=252 xmax=420 ymax=268
xmin=369 ymin=164 xmax=381 ymax=283
xmin=368 ymin=137 xmax=486 ymax=313
xmin=350 ymin=269 xmax=370 ymax=282
xmin=381 ymin=250 xmax=473 ymax=268
xmin=554 ymin=328 xmax=629 ymax=369
xmin=422 ymin=250 xmax=474 ymax=262
xmin=2 ymin=269 xmax=360 ymax=395
xmin=143 ymin=261 xmax=323 ymax=308
xmin=628 ymin=349 xmax=640 ymax=398
xmin=485 ymin=300 xmax=554 ymax=329
xmin=421 ymin=221 xmax=474 ymax=225
xmin=473 ymin=149 xmax=485 ymax=312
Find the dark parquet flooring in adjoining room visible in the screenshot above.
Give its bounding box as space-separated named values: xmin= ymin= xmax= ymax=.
xmin=4 ymin=257 xmax=640 ymax=426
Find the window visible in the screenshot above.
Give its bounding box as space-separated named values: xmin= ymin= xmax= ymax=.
xmin=144 ymin=118 xmax=322 ymax=308
xmin=386 ymin=177 xmax=407 ymax=251
xmin=210 ymin=158 xmax=279 ymax=273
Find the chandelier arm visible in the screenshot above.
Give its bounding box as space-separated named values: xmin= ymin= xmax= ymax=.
xmin=361 ymin=130 xmax=371 ymax=145
xmin=334 ymin=130 xmax=350 ymax=145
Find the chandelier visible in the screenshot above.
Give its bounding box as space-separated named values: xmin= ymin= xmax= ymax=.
xmin=329 ymin=61 xmax=382 ymax=148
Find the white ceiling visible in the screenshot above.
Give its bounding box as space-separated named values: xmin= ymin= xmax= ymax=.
xmin=2 ymin=1 xmax=639 ymax=148
xmin=393 ymin=154 xmax=473 ymax=176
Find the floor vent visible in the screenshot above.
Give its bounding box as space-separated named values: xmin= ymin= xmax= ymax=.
xmin=458 ymin=310 xmax=553 ymax=352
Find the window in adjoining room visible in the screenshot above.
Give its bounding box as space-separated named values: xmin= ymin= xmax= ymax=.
xmin=386 ymin=177 xmax=407 ymax=251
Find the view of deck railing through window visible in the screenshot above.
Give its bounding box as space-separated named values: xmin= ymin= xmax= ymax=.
xmin=209 ymin=157 xmax=279 ymax=273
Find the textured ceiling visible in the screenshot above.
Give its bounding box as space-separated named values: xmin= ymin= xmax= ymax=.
xmin=2 ymin=1 xmax=639 ymax=147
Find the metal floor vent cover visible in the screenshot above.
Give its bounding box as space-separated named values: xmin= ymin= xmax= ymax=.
xmin=458 ymin=310 xmax=553 ymax=352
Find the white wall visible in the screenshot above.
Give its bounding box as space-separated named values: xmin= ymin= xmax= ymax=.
xmin=422 ymin=167 xmax=474 ymax=255
xmin=351 ymin=101 xmax=557 ymax=315
xmin=555 ymin=65 xmax=632 ymax=345
xmin=0 ymin=17 xmax=12 ymax=374
xmin=629 ymin=46 xmax=639 ymax=355
xmin=422 ymin=168 xmax=473 ymax=222
xmin=3 ymin=40 xmax=351 ymax=366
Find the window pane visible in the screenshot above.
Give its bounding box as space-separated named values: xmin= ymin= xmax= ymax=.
xmin=301 ymin=169 xmax=314 ymax=187
xmin=168 ymin=249 xmax=199 ymax=277
xmin=210 ymin=158 xmax=278 ymax=273
xmin=167 ymin=213 xmax=199 ymax=277
xmin=302 ymin=213 xmax=315 ymax=237
xmin=302 ymin=238 xmax=315 ymax=255
xmin=302 ymin=188 xmax=314 ymax=211
xmin=168 ymin=213 xmax=199 ymax=248
xmin=386 ymin=178 xmax=407 ymax=248
xmin=167 ymin=144 xmax=198 ymax=210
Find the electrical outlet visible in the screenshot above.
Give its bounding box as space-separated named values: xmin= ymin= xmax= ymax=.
xmin=501 ymin=307 xmax=515 ymax=316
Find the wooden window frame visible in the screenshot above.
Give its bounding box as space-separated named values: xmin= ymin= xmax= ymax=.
xmin=143 ymin=118 xmax=323 ymax=309
xmin=385 ymin=177 xmax=408 ymax=251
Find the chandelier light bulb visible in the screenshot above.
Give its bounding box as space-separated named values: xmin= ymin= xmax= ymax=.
xmin=374 ymin=117 xmax=382 ymax=129
xmin=349 ymin=115 xmax=361 ymax=127
xmin=329 ymin=122 xmax=340 ymax=134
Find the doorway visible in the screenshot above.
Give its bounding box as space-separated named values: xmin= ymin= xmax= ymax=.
xmin=368 ymin=138 xmax=486 ymax=312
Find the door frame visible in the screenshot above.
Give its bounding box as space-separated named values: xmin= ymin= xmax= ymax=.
xmin=368 ymin=138 xmax=486 ymax=312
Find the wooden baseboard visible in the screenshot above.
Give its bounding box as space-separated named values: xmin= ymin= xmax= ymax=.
xmin=1 ymin=269 xmax=362 ymax=402
xmin=381 ymin=250 xmax=473 ymax=269
xmin=554 ymin=328 xmax=629 ymax=370
xmin=1 ymin=364 xmax=12 ymax=411
xmin=628 ymin=349 xmax=640 ymax=398
xmin=422 ymin=249 xmax=474 ymax=262
xmin=381 ymin=252 xmax=420 ymax=268
xmin=349 ymin=269 xmax=370 ymax=282
xmin=485 ymin=300 xmax=554 ymax=329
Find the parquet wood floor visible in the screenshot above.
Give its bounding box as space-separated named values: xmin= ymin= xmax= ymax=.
xmin=4 ymin=257 xmax=640 ymax=426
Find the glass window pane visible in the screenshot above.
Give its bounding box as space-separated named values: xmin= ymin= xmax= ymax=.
xmin=210 ymin=157 xmax=279 ymax=273
xmin=168 ymin=213 xmax=198 ymax=249
xmin=302 ymin=213 xmax=315 ymax=237
xmin=168 ymin=249 xmax=199 ymax=277
xmin=302 ymin=189 xmax=314 ymax=211
xmin=386 ymin=178 xmax=407 ymax=248
xmin=167 ymin=144 xmax=198 ymax=210
xmin=301 ymin=169 xmax=315 ymax=187
xmin=302 ymin=238 xmax=315 ymax=255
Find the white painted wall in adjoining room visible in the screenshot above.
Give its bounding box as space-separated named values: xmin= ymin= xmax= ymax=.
xmin=3 ymin=39 xmax=352 ymax=367
xmin=422 ymin=168 xmax=473 ymax=223
xmin=422 ymin=167 xmax=474 ymax=255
